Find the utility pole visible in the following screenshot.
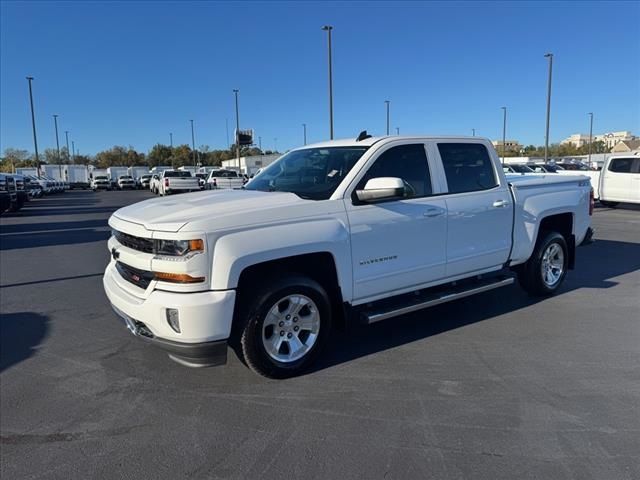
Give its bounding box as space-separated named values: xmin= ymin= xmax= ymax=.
xmin=501 ymin=106 xmax=507 ymax=166
xmin=190 ymin=120 xmax=196 ymax=168
xmin=544 ymin=53 xmax=554 ymax=163
xmin=65 ymin=131 xmax=70 ymax=162
xmin=233 ymin=89 xmax=240 ymax=170
xmin=26 ymin=76 xmax=40 ymax=174
xmin=588 ymin=112 xmax=594 ymax=167
xmin=53 ymin=114 xmax=61 ymax=178
xmin=169 ymin=132 xmax=173 ymax=148
xmin=274 ymin=138 xmax=278 ymax=153
xmin=302 ymin=123 xmax=307 ymax=145
xmin=71 ymin=140 xmax=75 ymax=162
xmin=322 ymin=25 xmax=334 ymax=139
xmin=396 ymin=127 xmax=400 ymax=135
xmin=384 ymin=100 xmax=390 ymax=135
xmin=472 ymin=128 xmax=476 ymax=136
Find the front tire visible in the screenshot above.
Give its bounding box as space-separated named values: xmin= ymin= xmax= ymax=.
xmin=239 ymin=275 xmax=332 ymax=378
xmin=518 ymin=231 xmax=568 ymax=296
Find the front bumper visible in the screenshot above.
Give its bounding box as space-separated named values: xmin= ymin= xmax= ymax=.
xmin=103 ymin=262 xmax=236 ymax=367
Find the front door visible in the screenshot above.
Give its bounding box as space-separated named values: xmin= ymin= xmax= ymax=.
xmin=345 ymin=143 xmax=447 ymax=303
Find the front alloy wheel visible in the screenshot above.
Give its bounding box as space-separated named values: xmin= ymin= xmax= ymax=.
xmin=239 ymin=275 xmax=332 ymax=378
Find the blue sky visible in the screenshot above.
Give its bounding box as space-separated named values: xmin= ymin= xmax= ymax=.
xmin=1 ymin=1 xmax=639 ymax=155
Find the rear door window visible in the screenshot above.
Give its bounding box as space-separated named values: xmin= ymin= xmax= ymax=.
xmin=438 ymin=143 xmax=498 ymax=194
xmin=608 ymin=158 xmax=634 ymax=173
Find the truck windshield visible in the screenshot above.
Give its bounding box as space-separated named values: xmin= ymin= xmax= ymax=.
xmin=245 ymin=146 xmax=368 ymax=200
xmin=164 ymin=171 xmax=192 ymax=178
xmin=95 ymin=176 xmax=108 ymax=180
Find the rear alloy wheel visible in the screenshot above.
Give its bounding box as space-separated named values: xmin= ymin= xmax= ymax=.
xmin=239 ymin=276 xmax=331 ymax=378
xmin=518 ymin=231 xmax=568 ymax=296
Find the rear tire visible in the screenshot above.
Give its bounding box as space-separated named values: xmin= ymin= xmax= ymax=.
xmin=518 ymin=231 xmax=568 ymax=296
xmin=238 ymin=275 xmax=332 ymax=378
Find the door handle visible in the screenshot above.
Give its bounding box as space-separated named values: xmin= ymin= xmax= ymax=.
xmin=493 ymin=200 xmax=510 ymax=208
xmin=423 ymin=208 xmax=444 ymax=217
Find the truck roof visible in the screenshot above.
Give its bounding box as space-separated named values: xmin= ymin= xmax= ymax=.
xmin=302 ymin=135 xmax=489 ymax=150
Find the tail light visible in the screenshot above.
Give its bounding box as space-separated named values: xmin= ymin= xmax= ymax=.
xmin=165 ymin=178 xmax=169 ymax=187
xmin=589 ymin=188 xmax=594 ymax=216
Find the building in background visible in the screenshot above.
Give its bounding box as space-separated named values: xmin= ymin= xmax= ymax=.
xmin=491 ymin=139 xmax=523 ymax=153
xmin=610 ymin=139 xmax=640 ymax=153
xmin=562 ymin=131 xmax=637 ymax=150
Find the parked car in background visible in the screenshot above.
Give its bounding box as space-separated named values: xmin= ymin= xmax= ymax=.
xmin=12 ymin=175 xmax=29 ymax=208
xmin=527 ymin=163 xmax=563 ymax=173
xmin=597 ymin=156 xmax=640 ymax=207
xmin=557 ymin=162 xmax=588 ymax=171
xmin=503 ymin=164 xmax=535 ymax=174
xmin=157 ymin=170 xmax=200 ymax=195
xmin=195 ymin=173 xmax=207 ymax=190
xmin=92 ymin=175 xmax=111 ymax=191
xmin=205 ymin=169 xmax=245 ymax=189
xmin=117 ymin=175 xmax=136 ymax=190
xmin=138 ymin=174 xmax=152 ymax=189
xmin=0 ymin=173 xmax=13 ymax=215
xmin=150 ymin=173 xmax=161 ymax=194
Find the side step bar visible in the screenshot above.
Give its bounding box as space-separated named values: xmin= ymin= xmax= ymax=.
xmin=361 ymin=276 xmax=515 ymax=324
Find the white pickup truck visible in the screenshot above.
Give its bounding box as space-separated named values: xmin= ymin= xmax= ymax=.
xmin=104 ymin=135 xmax=593 ymax=378
xmin=156 ymin=170 xmax=200 ymax=196
xmin=205 ymin=169 xmax=245 ymax=190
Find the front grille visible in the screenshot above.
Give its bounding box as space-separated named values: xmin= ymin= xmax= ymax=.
xmin=113 ymin=230 xmax=154 ymax=253
xmin=116 ymin=261 xmax=154 ymax=289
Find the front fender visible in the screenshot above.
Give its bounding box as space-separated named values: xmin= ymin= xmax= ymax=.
xmin=211 ymin=218 xmax=353 ymax=300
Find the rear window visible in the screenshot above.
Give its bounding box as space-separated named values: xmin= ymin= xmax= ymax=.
xmin=210 ymin=170 xmax=238 ymax=178
xmin=608 ymin=158 xmax=635 ymax=173
xmin=164 ymin=171 xmax=192 ymax=178
xmin=438 ymin=143 xmax=498 ymax=194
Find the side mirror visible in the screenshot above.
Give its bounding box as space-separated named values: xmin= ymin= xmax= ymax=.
xmin=355 ymin=177 xmax=405 ymax=203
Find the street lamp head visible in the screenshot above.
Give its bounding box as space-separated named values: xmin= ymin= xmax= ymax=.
xmin=53 ymin=114 xmax=58 ymax=118
xmin=322 ymin=25 xmax=333 ymax=31
xmin=501 ymin=106 xmax=506 ymax=110
xmin=544 ymin=52 xmax=553 ymax=58
xmin=233 ymin=89 xmax=239 ymax=93
xmin=26 ymin=76 xmax=34 ymax=80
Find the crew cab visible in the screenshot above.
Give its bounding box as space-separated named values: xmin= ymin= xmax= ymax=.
xmin=205 ymin=169 xmax=245 ymax=190
xmin=117 ymin=175 xmax=136 ymax=190
xmin=157 ymin=170 xmax=200 ymax=196
xmin=595 ymin=155 xmax=640 ymax=207
xmin=104 ymin=135 xmax=593 ymax=378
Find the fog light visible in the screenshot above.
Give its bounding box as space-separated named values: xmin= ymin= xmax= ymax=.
xmin=166 ymin=308 xmax=180 ymax=333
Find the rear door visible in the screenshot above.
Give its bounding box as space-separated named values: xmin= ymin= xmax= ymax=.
xmin=434 ymin=142 xmax=513 ymax=277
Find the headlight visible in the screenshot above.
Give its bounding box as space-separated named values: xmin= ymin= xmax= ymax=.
xmin=155 ymin=239 xmax=204 ymax=257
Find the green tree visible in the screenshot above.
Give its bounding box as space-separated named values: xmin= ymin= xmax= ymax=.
xmin=147 ymin=144 xmax=173 ymax=167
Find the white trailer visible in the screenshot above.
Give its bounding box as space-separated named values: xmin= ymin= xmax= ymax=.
xmin=41 ymin=165 xmax=66 ymax=182
xmin=66 ymin=165 xmax=90 ymax=189
xmin=149 ymin=166 xmax=172 ymax=174
xmin=107 ymin=167 xmax=129 ymax=186
xmin=15 ymin=168 xmax=39 ymax=177
xmin=128 ymin=166 xmax=150 ymax=181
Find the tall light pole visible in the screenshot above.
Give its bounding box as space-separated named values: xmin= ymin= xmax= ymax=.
xmin=302 ymin=123 xmax=307 ymax=145
xmin=190 ymin=120 xmax=196 ymax=167
xmin=53 ymin=114 xmax=62 ymax=178
xmin=233 ymin=89 xmax=240 ymax=169
xmin=501 ymin=106 xmax=507 ymax=165
xmin=588 ymin=112 xmax=594 ymax=166
xmin=274 ymin=137 xmax=278 ymax=153
xmin=65 ymin=131 xmax=70 ymax=162
xmin=258 ymin=136 xmax=262 ymax=153
xmin=472 ymin=128 xmax=476 ymax=137
xmin=169 ymin=132 xmax=173 ymax=148
xmin=396 ymin=127 xmax=399 ymax=135
xmin=384 ymin=100 xmax=390 ymax=135
xmin=71 ymin=140 xmax=75 ymax=162
xmin=544 ymin=52 xmax=554 ymax=163
xmin=322 ymin=25 xmax=334 ymax=140
xmin=26 ymin=76 xmax=40 ymax=173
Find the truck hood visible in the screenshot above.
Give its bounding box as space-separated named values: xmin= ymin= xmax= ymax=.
xmin=113 ymin=189 xmax=307 ymax=232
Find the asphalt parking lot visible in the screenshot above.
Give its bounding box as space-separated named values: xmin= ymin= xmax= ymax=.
xmin=1 ymin=190 xmax=639 ymax=480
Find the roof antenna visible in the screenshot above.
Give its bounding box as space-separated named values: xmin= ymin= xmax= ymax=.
xmin=356 ymin=130 xmax=372 ymax=142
